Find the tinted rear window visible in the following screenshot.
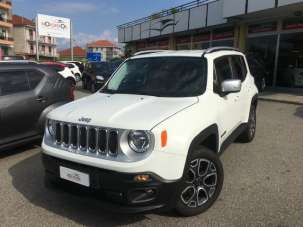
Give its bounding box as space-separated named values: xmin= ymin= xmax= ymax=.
xmin=0 ymin=71 xmax=30 ymax=96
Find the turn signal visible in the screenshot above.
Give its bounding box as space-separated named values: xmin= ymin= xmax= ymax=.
xmin=161 ymin=130 xmax=167 ymax=147
xmin=134 ymin=174 xmax=150 ymax=182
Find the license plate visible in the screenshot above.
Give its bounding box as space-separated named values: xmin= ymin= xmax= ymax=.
xmin=59 ymin=166 xmax=90 ymax=187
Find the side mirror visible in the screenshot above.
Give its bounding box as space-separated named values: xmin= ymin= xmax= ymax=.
xmin=221 ymin=79 xmax=242 ymax=94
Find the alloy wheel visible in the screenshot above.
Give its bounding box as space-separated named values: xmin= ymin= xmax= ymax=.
xmin=181 ymin=158 xmax=217 ymax=208
xmin=249 ymin=107 xmax=256 ymax=138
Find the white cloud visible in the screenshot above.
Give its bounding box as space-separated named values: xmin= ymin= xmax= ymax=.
xmin=42 ymin=2 xmax=96 ymax=15
xmin=57 ymin=30 xmax=118 ymax=50
xmin=41 ymin=1 xmax=120 ymax=15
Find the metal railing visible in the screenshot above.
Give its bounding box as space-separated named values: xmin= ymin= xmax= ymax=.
xmin=0 ymin=17 xmax=12 ymax=23
xmin=0 ymin=36 xmax=13 ymax=41
xmin=117 ymin=0 xmax=217 ymax=29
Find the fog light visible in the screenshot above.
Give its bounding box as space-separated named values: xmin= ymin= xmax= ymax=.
xmin=134 ymin=174 xmax=151 ymax=182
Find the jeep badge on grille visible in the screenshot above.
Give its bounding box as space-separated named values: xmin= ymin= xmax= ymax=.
xmin=78 ymin=117 xmax=92 ymax=123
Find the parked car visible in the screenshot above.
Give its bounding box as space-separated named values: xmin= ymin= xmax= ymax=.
xmin=65 ymin=63 xmax=82 ymax=82
xmin=82 ymin=62 xmax=113 ymax=93
xmin=109 ymin=59 xmax=124 ymax=70
xmin=246 ymin=55 xmax=268 ymax=91
xmin=61 ymin=61 xmax=85 ymax=73
xmin=41 ymin=62 xmax=76 ymax=86
xmin=0 ymin=63 xmax=74 ymax=151
xmin=42 ymin=47 xmax=258 ymax=216
xmin=2 ymin=55 xmax=26 ymax=61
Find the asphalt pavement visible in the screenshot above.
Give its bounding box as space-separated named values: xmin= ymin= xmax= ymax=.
xmin=0 ymin=89 xmax=303 ymax=227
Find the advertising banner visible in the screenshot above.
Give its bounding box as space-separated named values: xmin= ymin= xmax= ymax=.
xmin=37 ymin=14 xmax=71 ymax=39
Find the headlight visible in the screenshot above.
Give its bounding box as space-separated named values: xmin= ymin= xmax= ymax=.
xmin=96 ymin=75 xmax=104 ymax=81
xmin=128 ymin=130 xmax=151 ymax=153
xmin=47 ymin=119 xmax=55 ymax=137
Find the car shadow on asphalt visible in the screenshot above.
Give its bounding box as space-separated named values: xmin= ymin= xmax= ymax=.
xmin=0 ymin=141 xmax=41 ymax=159
xmin=8 ymin=153 xmax=152 ymax=226
xmin=294 ymin=106 xmax=303 ymax=118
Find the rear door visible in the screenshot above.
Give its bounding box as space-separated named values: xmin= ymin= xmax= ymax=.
xmin=0 ymin=70 xmax=35 ymax=144
xmin=26 ymin=69 xmax=47 ymax=134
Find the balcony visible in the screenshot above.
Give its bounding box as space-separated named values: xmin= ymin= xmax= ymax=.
xmin=117 ymin=0 xmax=226 ymax=43
xmin=0 ymin=36 xmax=13 ymax=45
xmin=0 ymin=0 xmax=12 ymax=10
xmin=0 ymin=17 xmax=12 ymax=28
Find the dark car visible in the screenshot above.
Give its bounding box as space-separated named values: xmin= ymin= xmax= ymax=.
xmin=247 ymin=55 xmax=268 ymax=91
xmin=82 ymin=62 xmax=113 ymax=93
xmin=0 ymin=63 xmax=74 ymax=151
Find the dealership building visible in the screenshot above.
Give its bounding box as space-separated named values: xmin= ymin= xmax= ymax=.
xmin=117 ymin=0 xmax=303 ymax=90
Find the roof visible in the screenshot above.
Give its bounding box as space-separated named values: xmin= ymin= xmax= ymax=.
xmin=87 ymin=40 xmax=116 ymax=48
xmin=12 ymin=15 xmax=35 ymax=27
xmin=58 ymin=46 xmax=86 ymax=58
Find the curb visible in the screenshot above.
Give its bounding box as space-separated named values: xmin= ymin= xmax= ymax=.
xmin=258 ymin=97 xmax=303 ymax=106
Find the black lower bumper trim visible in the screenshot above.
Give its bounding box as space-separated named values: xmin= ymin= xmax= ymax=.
xmin=42 ymin=153 xmax=180 ymax=213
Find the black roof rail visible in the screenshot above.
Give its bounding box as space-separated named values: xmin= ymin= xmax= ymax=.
xmin=202 ymin=46 xmax=242 ymax=56
xmin=133 ymin=50 xmax=171 ymax=56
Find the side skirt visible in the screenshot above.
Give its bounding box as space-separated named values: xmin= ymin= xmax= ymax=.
xmin=219 ymin=123 xmax=247 ymax=154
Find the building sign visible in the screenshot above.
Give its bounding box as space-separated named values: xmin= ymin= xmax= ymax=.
xmin=37 ymin=14 xmax=71 ymax=39
xmin=283 ymin=19 xmax=303 ymax=30
xmin=213 ymin=28 xmax=234 ymax=40
xmin=248 ymin=22 xmax=277 ymax=34
xmin=87 ymin=52 xmax=102 ymax=62
xmin=158 ymin=39 xmax=169 ymax=47
xmin=193 ymin=32 xmax=211 ymax=42
xmin=176 ymin=36 xmax=191 ymax=44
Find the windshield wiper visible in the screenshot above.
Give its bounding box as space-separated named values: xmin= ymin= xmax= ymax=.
xmin=100 ymin=88 xmax=117 ymax=94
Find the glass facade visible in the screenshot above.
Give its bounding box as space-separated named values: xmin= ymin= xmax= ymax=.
xmin=246 ymin=35 xmax=277 ymax=86
xmin=277 ymin=32 xmax=303 ymax=88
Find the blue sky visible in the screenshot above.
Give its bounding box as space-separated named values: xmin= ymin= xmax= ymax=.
xmin=13 ymin=0 xmax=189 ymax=49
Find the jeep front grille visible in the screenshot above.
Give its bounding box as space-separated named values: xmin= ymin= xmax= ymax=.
xmin=53 ymin=121 xmax=119 ymax=156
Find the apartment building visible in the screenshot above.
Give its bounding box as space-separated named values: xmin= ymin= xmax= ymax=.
xmin=118 ymin=0 xmax=303 ymax=91
xmin=0 ymin=0 xmax=13 ymax=56
xmin=12 ymin=15 xmax=57 ymax=60
xmin=87 ymin=40 xmax=122 ymax=61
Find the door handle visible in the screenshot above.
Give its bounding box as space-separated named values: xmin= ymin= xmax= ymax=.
xmin=36 ymin=96 xmax=47 ymax=102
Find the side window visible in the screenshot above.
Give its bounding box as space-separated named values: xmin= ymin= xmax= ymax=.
xmin=0 ymin=71 xmax=30 ymax=96
xmin=214 ymin=56 xmax=233 ymax=82
xmin=231 ymin=55 xmax=247 ymax=81
xmin=27 ymin=70 xmax=44 ymax=89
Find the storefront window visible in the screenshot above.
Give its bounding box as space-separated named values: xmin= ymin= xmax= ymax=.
xmin=212 ymin=40 xmax=234 ymax=47
xmin=277 ymin=32 xmax=303 ymax=88
xmin=246 ymin=35 xmax=277 ymax=86
xmin=192 ymin=42 xmax=210 ymax=50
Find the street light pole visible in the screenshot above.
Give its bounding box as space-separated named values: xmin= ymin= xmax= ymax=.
xmin=35 ymin=16 xmax=39 ymax=61
xmin=70 ymin=21 xmax=73 ymax=61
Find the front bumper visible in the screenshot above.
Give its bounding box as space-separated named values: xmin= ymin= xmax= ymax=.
xmin=42 ymin=154 xmax=180 ymax=213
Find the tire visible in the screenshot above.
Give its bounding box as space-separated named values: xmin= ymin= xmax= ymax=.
xmin=238 ymin=104 xmax=257 ymax=143
xmin=175 ymin=147 xmax=224 ymax=217
xmin=261 ymin=78 xmax=266 ymax=91
xmin=82 ymin=78 xmax=87 ymax=89
xmin=90 ymin=82 xmax=96 ymax=93
xmin=75 ymin=73 xmax=81 ymax=82
xmin=67 ymin=77 xmax=76 ymax=87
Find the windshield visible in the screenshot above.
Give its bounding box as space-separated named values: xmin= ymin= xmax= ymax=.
xmin=92 ymin=63 xmax=109 ymax=72
xmin=101 ymin=57 xmax=207 ymax=97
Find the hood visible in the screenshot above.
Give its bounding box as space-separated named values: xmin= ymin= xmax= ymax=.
xmin=48 ymin=93 xmax=198 ymax=130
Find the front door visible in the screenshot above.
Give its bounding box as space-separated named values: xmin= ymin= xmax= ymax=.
xmin=213 ymin=56 xmax=242 ymax=141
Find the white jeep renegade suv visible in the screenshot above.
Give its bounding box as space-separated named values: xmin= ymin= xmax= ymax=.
xmin=42 ymin=47 xmax=258 ymax=216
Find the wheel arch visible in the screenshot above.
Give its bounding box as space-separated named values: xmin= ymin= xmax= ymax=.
xmin=188 ymin=124 xmax=219 ymax=154
xmin=36 ymin=102 xmax=69 ymax=133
